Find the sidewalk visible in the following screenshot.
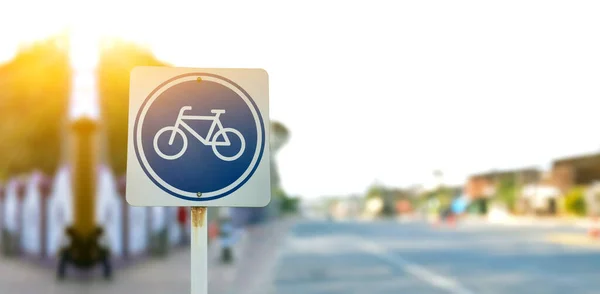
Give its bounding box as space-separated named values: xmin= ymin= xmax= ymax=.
xmin=0 ymin=217 xmax=295 ymax=294
xmin=546 ymin=233 xmax=600 ymax=249
xmin=459 ymin=213 xmax=595 ymax=229
xmin=208 ymin=217 xmax=296 ymax=294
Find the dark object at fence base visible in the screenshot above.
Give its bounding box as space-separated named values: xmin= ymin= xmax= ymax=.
xmin=56 ymin=226 xmax=112 ymax=280
xmin=221 ymin=247 xmax=233 ymax=264
xmin=1 ymin=229 xmax=21 ymax=257
xmin=149 ymin=229 xmax=169 ymax=257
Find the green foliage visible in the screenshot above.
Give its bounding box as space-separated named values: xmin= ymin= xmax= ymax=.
xmin=564 ymin=186 xmax=587 ymax=216
xmin=272 ymin=187 xmax=299 ymax=213
xmin=281 ymin=196 xmax=300 ymax=213
xmin=98 ymin=42 xmax=167 ymax=175
xmin=365 ymin=185 xmax=383 ymax=199
xmin=271 ymin=121 xmax=289 ymax=139
xmin=414 ymin=191 xmax=432 ymax=209
xmin=0 ymin=38 xmax=167 ymax=180
xmin=496 ymin=175 xmax=519 ymax=212
xmin=433 ymin=186 xmax=454 ymax=208
xmin=272 ymin=187 xmax=286 ymax=199
xmin=0 ymin=38 xmax=70 ymax=179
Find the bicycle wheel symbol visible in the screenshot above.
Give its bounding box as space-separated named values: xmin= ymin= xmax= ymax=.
xmin=153 ymin=127 xmax=187 ymax=160
xmin=211 ymin=128 xmax=245 ymax=161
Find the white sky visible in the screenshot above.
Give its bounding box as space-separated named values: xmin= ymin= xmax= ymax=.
xmin=1 ymin=1 xmax=600 ymax=199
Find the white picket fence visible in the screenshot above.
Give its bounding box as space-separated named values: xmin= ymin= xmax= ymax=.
xmin=0 ymin=165 xmax=188 ymax=259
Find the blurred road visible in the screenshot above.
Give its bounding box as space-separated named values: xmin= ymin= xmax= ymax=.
xmin=2 ymin=218 xmax=600 ymax=294
xmin=273 ymin=219 xmax=600 ymax=294
xmin=0 ymin=218 xmax=294 ymax=294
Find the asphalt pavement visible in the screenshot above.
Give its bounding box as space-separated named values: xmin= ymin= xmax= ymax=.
xmin=273 ymin=218 xmax=600 ymax=294
xmin=0 ymin=217 xmax=294 ymax=294
xmin=1 ymin=217 xmax=600 ymax=294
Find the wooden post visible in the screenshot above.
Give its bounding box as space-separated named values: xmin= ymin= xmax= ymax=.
xmin=117 ymin=176 xmax=128 ymax=260
xmin=16 ymin=180 xmax=26 ymax=255
xmin=146 ymin=206 xmax=153 ymax=255
xmin=0 ymin=185 xmax=4 ymax=247
xmin=38 ymin=175 xmax=52 ymax=259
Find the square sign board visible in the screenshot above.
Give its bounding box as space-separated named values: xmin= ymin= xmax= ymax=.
xmin=126 ymin=67 xmax=271 ymax=207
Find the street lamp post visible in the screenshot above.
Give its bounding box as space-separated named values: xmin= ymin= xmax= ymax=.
xmin=56 ymin=25 xmax=111 ymax=280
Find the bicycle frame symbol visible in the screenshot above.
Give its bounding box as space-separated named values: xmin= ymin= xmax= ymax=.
xmin=153 ymin=106 xmax=246 ymax=161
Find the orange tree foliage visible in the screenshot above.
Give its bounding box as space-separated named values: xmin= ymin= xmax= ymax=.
xmin=0 ymin=37 xmax=166 ymax=180
xmin=0 ymin=38 xmax=70 ymax=179
xmin=98 ymin=42 xmax=167 ymax=176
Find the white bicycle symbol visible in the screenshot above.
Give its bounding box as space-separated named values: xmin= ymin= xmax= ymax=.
xmin=153 ymin=106 xmax=246 ymax=161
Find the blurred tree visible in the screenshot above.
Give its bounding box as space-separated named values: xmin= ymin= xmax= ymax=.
xmin=98 ymin=41 xmax=167 ymax=175
xmin=272 ymin=187 xmax=299 ymax=214
xmin=281 ymin=196 xmax=300 ymax=214
xmin=564 ymin=186 xmax=587 ymax=216
xmin=365 ymin=184 xmax=409 ymax=216
xmin=365 ymin=184 xmax=384 ymax=199
xmin=0 ymin=37 xmax=70 ymax=179
xmin=415 ymin=190 xmax=432 ymax=209
xmin=496 ymin=175 xmax=518 ymax=212
xmin=270 ymin=121 xmax=290 ymax=152
xmin=272 ymin=187 xmax=286 ymax=200
xmin=432 ymin=186 xmax=454 ymax=208
xmin=268 ymin=120 xmax=290 ymax=219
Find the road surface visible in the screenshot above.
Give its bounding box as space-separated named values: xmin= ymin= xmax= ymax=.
xmin=272 ymin=218 xmax=600 ymax=294
xmin=0 ymin=219 xmax=292 ymax=294
xmin=1 ymin=218 xmax=599 ymax=293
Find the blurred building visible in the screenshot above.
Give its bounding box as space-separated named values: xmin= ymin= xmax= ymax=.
xmin=362 ymin=186 xmax=416 ymax=218
xmin=364 ymin=197 xmax=384 ymax=218
xmin=516 ymin=171 xmax=561 ymax=215
xmin=586 ymin=183 xmax=600 ymax=216
xmin=467 ymin=168 xmax=541 ymax=197
xmin=466 ymin=168 xmax=541 ymax=214
xmin=551 ymin=153 xmax=600 ymax=193
xmin=327 ymin=196 xmax=362 ymax=220
xmin=551 ymin=153 xmax=600 ymax=216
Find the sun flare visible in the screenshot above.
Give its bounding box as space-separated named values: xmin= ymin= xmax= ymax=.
xmin=0 ymin=0 xmax=173 ymax=118
xmin=0 ymin=0 xmax=162 ymax=63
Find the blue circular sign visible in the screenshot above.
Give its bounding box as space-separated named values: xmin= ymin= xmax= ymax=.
xmin=133 ymin=73 xmax=266 ymax=201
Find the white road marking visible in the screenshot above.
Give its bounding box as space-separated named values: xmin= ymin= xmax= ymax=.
xmin=356 ymin=239 xmax=476 ymax=294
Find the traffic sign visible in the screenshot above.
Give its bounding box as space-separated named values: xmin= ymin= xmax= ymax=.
xmin=126 ymin=67 xmax=271 ymax=207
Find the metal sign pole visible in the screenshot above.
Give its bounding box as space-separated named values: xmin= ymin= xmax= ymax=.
xmin=127 ymin=67 xmax=270 ymax=293
xmin=191 ymin=207 xmax=208 ymax=294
